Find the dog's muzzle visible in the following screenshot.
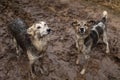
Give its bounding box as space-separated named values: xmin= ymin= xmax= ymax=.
xmin=47 ymin=28 xmax=51 ymax=34
xmin=80 ymin=28 xmax=85 ymax=34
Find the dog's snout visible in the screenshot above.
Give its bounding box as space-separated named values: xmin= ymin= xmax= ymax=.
xmin=47 ymin=29 xmax=51 ymax=32
xmin=80 ymin=28 xmax=85 ymax=33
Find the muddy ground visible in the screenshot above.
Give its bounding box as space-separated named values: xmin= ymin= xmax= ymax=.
xmin=0 ymin=0 xmax=120 ymax=80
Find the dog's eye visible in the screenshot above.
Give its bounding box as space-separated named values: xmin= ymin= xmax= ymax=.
xmin=77 ymin=24 xmax=80 ymax=26
xmin=37 ymin=26 xmax=41 ymax=29
xmin=84 ymin=24 xmax=87 ymax=26
xmin=44 ymin=24 xmax=47 ymax=26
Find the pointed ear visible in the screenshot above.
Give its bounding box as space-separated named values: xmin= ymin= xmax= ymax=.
xmin=71 ymin=20 xmax=78 ymax=27
xmin=87 ymin=20 xmax=96 ymax=26
xmin=27 ymin=24 xmax=35 ymax=36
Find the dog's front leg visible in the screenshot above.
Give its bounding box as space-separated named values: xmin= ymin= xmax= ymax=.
xmin=76 ymin=53 xmax=81 ymax=65
xmin=80 ymin=45 xmax=87 ymax=75
xmin=103 ymin=32 xmax=110 ymax=53
xmin=30 ymin=62 xmax=36 ymax=79
xmin=75 ymin=38 xmax=81 ymax=65
xmin=13 ymin=38 xmax=23 ymax=56
xmin=27 ymin=50 xmax=46 ymax=78
xmin=80 ymin=45 xmax=91 ymax=75
xmin=75 ymin=39 xmax=80 ymax=51
xmin=82 ymin=45 xmax=90 ymax=60
xmin=80 ymin=57 xmax=89 ymax=75
xmin=27 ymin=50 xmax=37 ymax=79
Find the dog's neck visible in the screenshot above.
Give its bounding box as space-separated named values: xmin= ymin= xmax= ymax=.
xmin=29 ymin=35 xmax=48 ymax=52
xmin=77 ymin=31 xmax=90 ymax=47
xmin=77 ymin=34 xmax=85 ymax=44
xmin=77 ymin=33 xmax=88 ymax=40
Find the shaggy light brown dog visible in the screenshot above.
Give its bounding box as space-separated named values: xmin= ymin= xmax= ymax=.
xmin=8 ymin=18 xmax=51 ymax=77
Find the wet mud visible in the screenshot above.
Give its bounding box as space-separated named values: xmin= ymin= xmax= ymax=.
xmin=0 ymin=0 xmax=120 ymax=80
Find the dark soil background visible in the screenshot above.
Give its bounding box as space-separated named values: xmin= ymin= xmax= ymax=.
xmin=0 ymin=0 xmax=120 ymax=80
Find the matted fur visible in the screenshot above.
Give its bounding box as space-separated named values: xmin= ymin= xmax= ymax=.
xmin=72 ymin=19 xmax=95 ymax=64
xmin=8 ymin=18 xmax=51 ymax=78
xmin=72 ymin=11 xmax=110 ymax=75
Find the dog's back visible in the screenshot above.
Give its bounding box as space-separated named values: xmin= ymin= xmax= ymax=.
xmin=8 ymin=18 xmax=31 ymax=51
xmin=85 ymin=11 xmax=108 ymax=48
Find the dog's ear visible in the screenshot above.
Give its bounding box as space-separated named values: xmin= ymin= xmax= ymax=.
xmin=27 ymin=24 xmax=35 ymax=36
xmin=71 ymin=20 xmax=78 ymax=27
xmin=87 ymin=20 xmax=96 ymax=26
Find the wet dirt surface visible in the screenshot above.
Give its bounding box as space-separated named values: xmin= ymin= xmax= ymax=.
xmin=0 ymin=0 xmax=120 ymax=80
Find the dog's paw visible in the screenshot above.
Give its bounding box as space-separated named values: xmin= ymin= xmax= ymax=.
xmin=30 ymin=72 xmax=37 ymax=79
xmin=80 ymin=68 xmax=86 ymax=75
xmin=106 ymin=49 xmax=110 ymax=53
xmin=85 ymin=55 xmax=90 ymax=60
xmin=32 ymin=60 xmax=49 ymax=76
xmin=76 ymin=59 xmax=80 ymax=65
xmin=76 ymin=56 xmax=81 ymax=65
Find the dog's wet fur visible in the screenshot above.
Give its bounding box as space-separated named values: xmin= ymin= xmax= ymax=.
xmin=8 ymin=18 xmax=51 ymax=77
xmin=72 ymin=11 xmax=110 ymax=74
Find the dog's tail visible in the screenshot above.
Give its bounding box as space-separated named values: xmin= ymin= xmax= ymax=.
xmin=102 ymin=10 xmax=108 ymax=23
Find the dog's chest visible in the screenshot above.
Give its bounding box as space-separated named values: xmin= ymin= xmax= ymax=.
xmin=32 ymin=39 xmax=47 ymax=52
xmin=78 ymin=38 xmax=85 ymax=50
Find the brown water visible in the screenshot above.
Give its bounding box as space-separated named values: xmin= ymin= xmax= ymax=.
xmin=0 ymin=0 xmax=120 ymax=80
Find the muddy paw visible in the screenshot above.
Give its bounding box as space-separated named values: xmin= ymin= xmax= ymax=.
xmin=30 ymin=72 xmax=37 ymax=79
xmin=85 ymin=55 xmax=90 ymax=60
xmin=106 ymin=49 xmax=110 ymax=54
xmin=42 ymin=66 xmax=49 ymax=75
xmin=32 ymin=60 xmax=49 ymax=76
xmin=76 ymin=58 xmax=80 ymax=65
xmin=80 ymin=68 xmax=86 ymax=75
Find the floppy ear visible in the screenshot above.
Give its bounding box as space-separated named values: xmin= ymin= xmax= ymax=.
xmin=27 ymin=24 xmax=35 ymax=36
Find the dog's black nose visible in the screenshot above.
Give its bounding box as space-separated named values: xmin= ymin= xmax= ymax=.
xmin=47 ymin=29 xmax=51 ymax=32
xmin=80 ymin=28 xmax=85 ymax=33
